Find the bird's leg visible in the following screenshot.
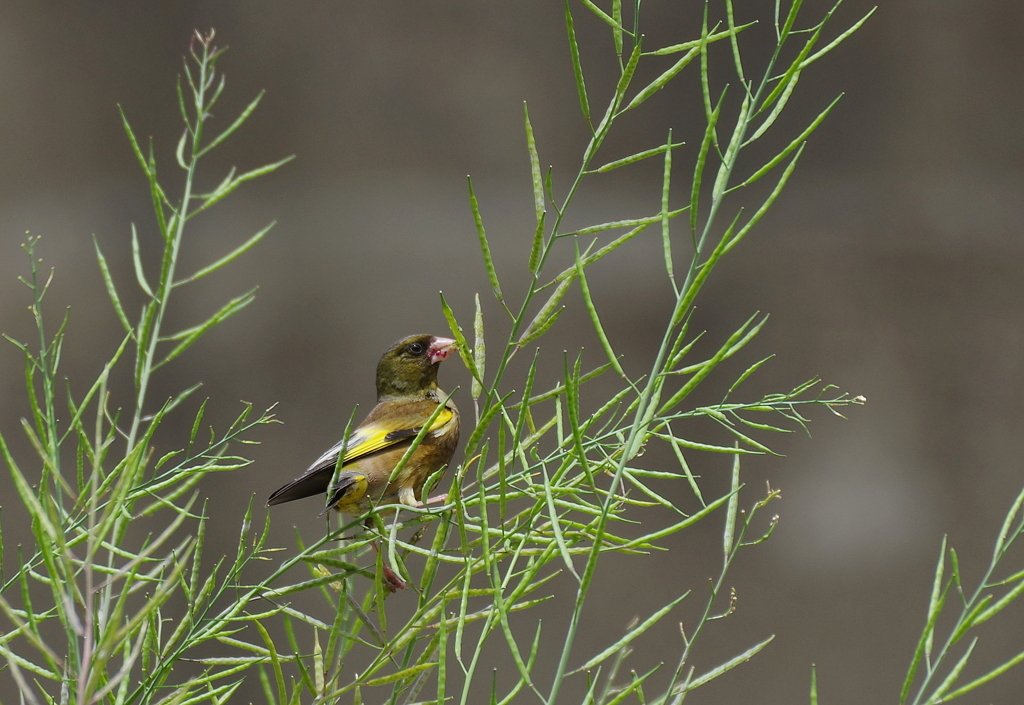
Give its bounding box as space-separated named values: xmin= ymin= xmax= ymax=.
xmin=399 ymin=486 xmax=451 ymax=508
xmin=371 ymin=540 xmax=408 ymax=592
xmin=362 ymin=515 xmax=408 ymax=591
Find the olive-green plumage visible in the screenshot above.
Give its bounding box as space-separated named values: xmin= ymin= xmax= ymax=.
xmin=267 ymin=334 xmax=460 ymax=516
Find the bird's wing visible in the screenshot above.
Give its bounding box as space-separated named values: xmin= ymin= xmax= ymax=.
xmin=266 ymin=405 xmax=454 ymax=506
xmin=338 ymin=406 xmax=454 ymax=464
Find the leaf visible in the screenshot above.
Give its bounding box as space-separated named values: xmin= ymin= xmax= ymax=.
xmin=650 ymin=23 xmax=754 ymax=56
xmin=569 ymin=208 xmax=687 ymax=237
xmin=130 ymin=223 xmax=155 ymax=297
xmin=174 ymin=221 xmax=276 ymax=286
xmin=524 ymin=103 xmax=545 ymax=226
xmin=564 ymin=0 xmax=591 ymax=125
xmin=93 ymin=237 xmax=134 ymax=337
xmin=441 ymin=293 xmax=484 ymax=396
xmin=928 ymin=638 xmax=977 ymax=702
xmin=900 ymin=537 xmax=950 ymax=704
xmin=541 ymin=461 xmax=578 ymax=579
xmin=473 ymin=293 xmax=486 ymax=400
xmin=622 ymin=49 xmax=699 ymax=112
xmin=748 ymin=69 xmax=800 ymax=141
xmin=594 ymin=142 xmax=685 ymax=173
xmin=517 ymin=276 xmax=572 ymax=347
xmin=578 ymin=0 xmax=627 ymax=33
xmin=467 ymin=176 xmax=503 ymax=303
xmin=723 ymin=146 xmax=804 ymax=255
xmin=157 ymin=288 xmax=257 ymax=368
xmin=360 ymin=662 xmax=438 ymax=688
xmin=196 ymin=90 xmax=265 ymax=157
xmin=798 ymin=7 xmax=877 ymax=71
xmin=191 ymin=157 xmax=295 ymax=217
xmin=683 ymin=635 xmax=774 ymax=690
xmin=942 ymin=644 xmax=1024 ymax=700
xmin=524 ymin=102 xmax=547 ymax=275
xmin=736 ymin=97 xmax=837 ymax=189
xmin=574 ymin=240 xmax=625 ymax=378
xmin=690 ymin=98 xmax=722 ymax=234
xmin=659 ymin=313 xmax=769 ymax=414
xmin=572 ymin=593 xmax=688 ymax=672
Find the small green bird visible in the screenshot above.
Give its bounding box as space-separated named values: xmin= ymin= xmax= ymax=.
xmin=268 ymin=334 xmax=460 ymax=587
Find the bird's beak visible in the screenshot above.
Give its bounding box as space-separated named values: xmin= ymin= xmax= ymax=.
xmin=428 ymin=337 xmax=457 ymax=364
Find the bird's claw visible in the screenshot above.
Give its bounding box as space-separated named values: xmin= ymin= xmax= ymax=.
xmin=382 ymin=564 xmax=409 ymax=592
xmin=400 ymin=490 xmax=451 ymax=508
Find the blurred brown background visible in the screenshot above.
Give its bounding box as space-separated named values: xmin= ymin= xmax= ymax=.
xmin=2 ymin=1 xmax=1023 ymax=703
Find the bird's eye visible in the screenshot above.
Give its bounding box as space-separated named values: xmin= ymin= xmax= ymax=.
xmin=408 ymin=342 xmax=425 ymax=355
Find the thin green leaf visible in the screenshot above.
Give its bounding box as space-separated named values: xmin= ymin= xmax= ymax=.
xmin=748 ymin=69 xmax=800 ymax=139
xmin=649 ymin=23 xmax=755 ymax=56
xmin=464 ymin=391 xmax=515 ymax=459
xmin=565 ymin=0 xmax=592 ymax=125
xmin=157 ymin=288 xmax=257 ymax=367
xmin=569 ymin=207 xmax=687 ymax=237
xmin=573 ymin=593 xmax=688 ymax=672
xmin=0 ymin=642 xmax=60 ymax=681
xmin=724 ymin=145 xmax=804 ymax=255
xmin=191 ymin=156 xmax=295 ymax=217
xmin=473 ymin=293 xmax=486 ymax=400
xmin=667 ymin=436 xmax=705 ymax=506
xmin=901 ymin=537 xmax=949 ymax=704
xmin=941 ymin=644 xmax=1024 ymax=700
xmin=725 ymin=0 xmax=745 ymax=80
xmin=361 ymin=662 xmax=438 ymax=688
xmin=690 ymin=98 xmax=722 ymax=234
xmin=530 ymin=212 xmax=547 ymax=277
xmin=737 ymin=96 xmax=837 ymax=189
xmin=711 ymin=92 xmax=750 ymax=199
xmin=660 ymin=313 xmax=768 ymax=414
xmin=614 ymin=491 xmax=735 ymax=550
xmin=196 ymin=90 xmax=265 ymax=157
xmin=994 ymin=485 xmax=1024 ymax=559
xmin=661 ymin=129 xmax=675 ymax=289
xmin=612 ymin=0 xmax=622 ymax=57
xmin=929 ymin=637 xmax=977 ymax=702
xmin=541 ymin=462 xmax=578 ymax=579
xmin=799 ymin=7 xmax=877 ymax=71
xmin=554 ymin=223 xmax=653 ymax=284
xmin=726 ymin=355 xmax=775 ymax=397
xmin=131 ymin=223 xmax=155 ymax=297
xmin=684 ymin=634 xmax=774 ymax=690
xmin=440 ymin=292 xmax=480 ymax=389
xmin=574 ymin=240 xmax=625 ymax=378
xmin=118 ymin=105 xmax=150 ymax=177
xmin=723 ymin=452 xmax=741 ymax=555
xmin=468 ymin=176 xmax=503 ymax=303
xmin=594 ymin=142 xmax=685 ymax=173
xmin=175 ymin=222 xmax=275 ymax=287
xmin=518 ymin=276 xmax=572 ymax=348
xmin=614 ymin=40 xmax=643 ymax=108
xmin=623 ymin=48 xmax=699 ymax=112
xmin=577 ymin=0 xmax=629 ymax=33
xmin=968 ymin=575 xmax=1024 ymax=629
xmin=778 ymin=0 xmax=805 ymax=43
xmin=176 ymin=127 xmax=189 ymax=169
xmin=93 ymin=237 xmax=134 ymax=337
xmin=524 ymin=103 xmax=545 ymax=226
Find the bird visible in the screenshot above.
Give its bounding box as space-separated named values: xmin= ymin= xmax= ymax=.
xmin=268 ymin=334 xmax=461 ymax=589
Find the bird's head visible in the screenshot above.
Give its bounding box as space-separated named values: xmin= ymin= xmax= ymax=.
xmin=376 ymin=334 xmax=457 ymax=400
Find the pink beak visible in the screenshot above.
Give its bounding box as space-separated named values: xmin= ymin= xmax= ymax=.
xmin=428 ymin=337 xmax=457 ymax=364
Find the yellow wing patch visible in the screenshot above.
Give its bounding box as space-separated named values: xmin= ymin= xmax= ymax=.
xmin=341 ymin=407 xmax=454 ymax=464
xmin=329 ymin=472 xmax=369 ymax=511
